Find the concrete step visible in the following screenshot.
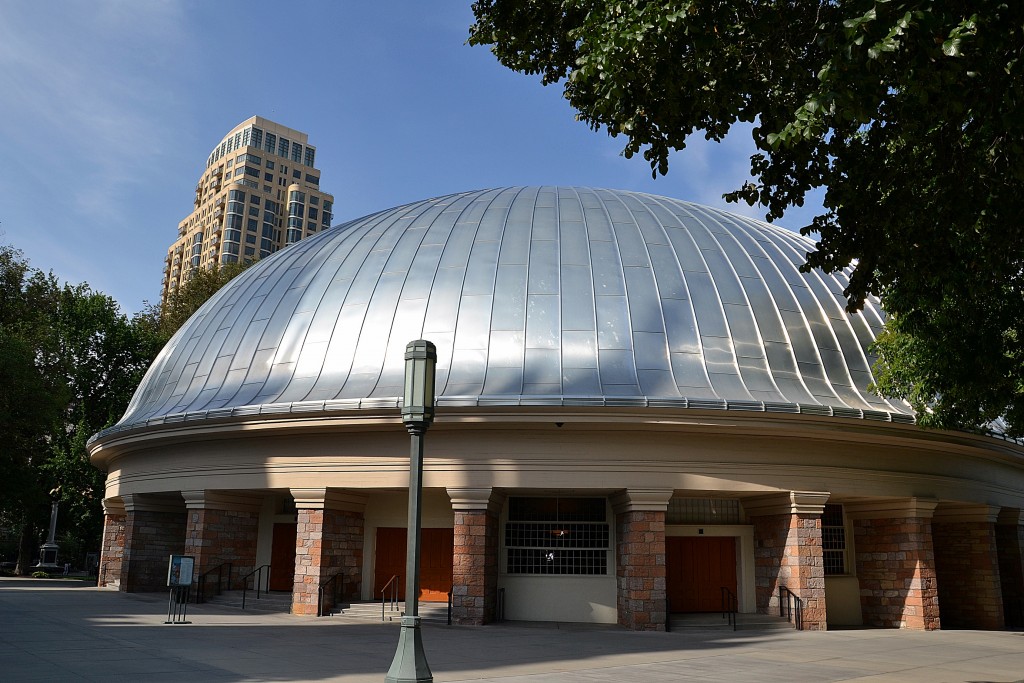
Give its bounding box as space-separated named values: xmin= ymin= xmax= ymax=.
xmin=669 ymin=612 xmax=796 ymax=631
xmin=201 ymin=589 xmax=292 ymax=614
xmin=327 ymin=600 xmax=450 ymax=624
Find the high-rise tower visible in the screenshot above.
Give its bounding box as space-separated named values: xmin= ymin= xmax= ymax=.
xmin=161 ymin=116 xmax=334 ymax=304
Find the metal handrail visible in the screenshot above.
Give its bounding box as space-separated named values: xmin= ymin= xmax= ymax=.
xmin=779 ymin=585 xmax=804 ymax=630
xmin=240 ymin=564 xmax=271 ymax=609
xmin=317 ymin=572 xmax=342 ymax=617
xmin=720 ymin=586 xmax=738 ymax=631
xmin=665 ymin=596 xmax=671 ymax=632
xmin=447 ymin=584 xmax=453 ymax=625
xmin=380 ymin=574 xmax=399 ymax=621
xmin=194 ymin=562 xmax=232 ymax=604
xmin=496 ymin=586 xmax=505 ymax=623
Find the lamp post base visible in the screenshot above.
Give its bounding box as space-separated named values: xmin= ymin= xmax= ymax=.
xmin=384 ymin=615 xmax=433 ymax=683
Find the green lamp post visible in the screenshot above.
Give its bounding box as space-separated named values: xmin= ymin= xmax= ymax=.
xmin=385 ymin=339 xmax=437 ymax=683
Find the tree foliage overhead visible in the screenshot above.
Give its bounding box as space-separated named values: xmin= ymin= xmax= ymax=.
xmin=470 ymin=1 xmax=1024 ymax=435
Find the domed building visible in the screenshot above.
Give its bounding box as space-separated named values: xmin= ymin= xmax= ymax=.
xmin=90 ymin=187 xmax=1024 ymax=631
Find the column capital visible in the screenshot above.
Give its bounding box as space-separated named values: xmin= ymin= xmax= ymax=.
xmin=447 ymin=487 xmax=504 ymax=513
xmin=610 ymin=488 xmax=674 ymax=514
xmin=121 ymin=493 xmax=184 ymax=513
xmin=102 ymin=497 xmax=125 ymax=516
xmin=181 ymin=490 xmax=263 ymax=512
xmin=290 ymin=488 xmax=368 ymax=512
xmin=997 ymin=507 xmax=1023 ymax=526
xmin=744 ymin=491 xmax=830 ymax=517
xmin=933 ymin=503 xmax=1001 ymax=524
xmin=844 ymin=497 xmax=939 ymax=520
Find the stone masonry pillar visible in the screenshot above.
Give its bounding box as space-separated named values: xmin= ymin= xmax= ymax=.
xmin=447 ymin=487 xmax=503 ymax=625
xmin=120 ymin=494 xmax=186 ymax=592
xmin=611 ymin=489 xmax=673 ymax=631
xmin=996 ymin=509 xmax=1024 ymax=628
xmin=847 ymin=498 xmax=940 ymax=630
xmin=933 ymin=504 xmax=1004 ymax=629
xmin=746 ymin=491 xmax=830 ymax=630
xmin=99 ymin=497 xmax=126 ymax=589
xmin=181 ymin=491 xmax=261 ymax=596
xmin=290 ymin=489 xmax=367 ymax=616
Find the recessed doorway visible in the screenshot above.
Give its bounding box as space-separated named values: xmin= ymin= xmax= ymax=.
xmin=666 ymin=536 xmax=738 ymax=612
xmin=373 ymin=527 xmax=454 ymax=602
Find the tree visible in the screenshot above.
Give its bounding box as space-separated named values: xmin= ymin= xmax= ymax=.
xmin=469 ymin=1 xmax=1024 ymax=435
xmin=0 ymin=245 xmax=160 ymax=572
xmin=143 ymin=260 xmax=255 ymax=339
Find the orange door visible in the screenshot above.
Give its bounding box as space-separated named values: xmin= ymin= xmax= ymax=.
xmin=269 ymin=523 xmax=296 ymax=591
xmin=374 ymin=527 xmax=454 ymax=602
xmin=375 ymin=527 xmax=407 ymax=600
xmin=666 ymin=536 xmax=738 ymax=612
xmin=420 ymin=528 xmax=455 ymax=602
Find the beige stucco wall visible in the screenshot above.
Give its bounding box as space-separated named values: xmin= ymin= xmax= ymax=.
xmin=666 ymin=525 xmax=756 ymax=613
xmin=825 ymin=576 xmax=864 ymax=626
xmin=92 ymin=410 xmax=1024 ymax=514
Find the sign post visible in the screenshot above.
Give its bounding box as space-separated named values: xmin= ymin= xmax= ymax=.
xmin=165 ymin=555 xmax=195 ymax=624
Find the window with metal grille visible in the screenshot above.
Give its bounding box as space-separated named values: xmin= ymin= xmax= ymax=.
xmin=505 ymin=497 xmax=608 ymax=575
xmin=666 ymin=498 xmax=742 ymax=525
xmin=822 ymin=504 xmax=847 ymax=575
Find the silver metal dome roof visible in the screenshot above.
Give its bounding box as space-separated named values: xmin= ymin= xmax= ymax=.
xmin=111 ymin=187 xmax=913 ymax=436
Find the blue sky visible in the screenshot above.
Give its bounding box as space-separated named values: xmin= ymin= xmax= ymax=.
xmin=0 ymin=1 xmax=822 ymax=315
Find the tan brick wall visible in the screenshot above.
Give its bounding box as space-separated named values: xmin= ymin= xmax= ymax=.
xmin=183 ymin=508 xmax=258 ymax=594
xmin=752 ymin=513 xmax=826 ymax=630
xmin=452 ymin=510 xmax=498 ymax=625
xmin=853 ymin=516 xmax=940 ymax=629
xmin=615 ymin=510 xmax=667 ymax=631
xmin=292 ymin=508 xmax=364 ymax=615
xmin=121 ymin=510 xmax=186 ymax=592
xmin=996 ymin=522 xmax=1024 ymax=628
xmin=99 ymin=513 xmax=126 ymax=588
xmin=933 ymin=521 xmax=1004 ymax=629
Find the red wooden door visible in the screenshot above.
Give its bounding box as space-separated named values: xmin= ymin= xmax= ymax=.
xmin=420 ymin=528 xmax=455 ymax=602
xmin=373 ymin=527 xmax=454 ymax=602
xmin=269 ymin=522 xmax=296 ymax=591
xmin=666 ymin=536 xmax=738 ymax=612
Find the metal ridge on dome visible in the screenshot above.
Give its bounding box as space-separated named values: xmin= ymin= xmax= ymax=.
xmin=97 ymin=186 xmax=918 ymax=443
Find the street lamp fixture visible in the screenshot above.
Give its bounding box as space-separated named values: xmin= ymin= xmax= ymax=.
xmin=385 ymin=339 xmax=437 ymax=683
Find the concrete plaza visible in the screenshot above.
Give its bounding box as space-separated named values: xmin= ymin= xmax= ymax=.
xmin=1 ymin=578 xmax=1022 ymax=682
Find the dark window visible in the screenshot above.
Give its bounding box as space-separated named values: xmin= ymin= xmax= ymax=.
xmin=266 ymin=159 xmax=275 ymax=170
xmin=264 ymin=132 xmax=276 ymax=154
xmin=264 ymin=172 xmax=273 ymax=181
xmin=822 ymin=504 xmax=847 ymax=575
xmin=505 ymin=497 xmax=608 ymax=575
xmin=305 ymin=173 xmax=319 ymax=185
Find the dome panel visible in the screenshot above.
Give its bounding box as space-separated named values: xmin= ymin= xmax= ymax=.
xmin=113 ymin=187 xmax=913 ymax=433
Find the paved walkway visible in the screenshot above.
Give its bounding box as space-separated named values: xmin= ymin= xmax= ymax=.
xmin=1 ymin=578 xmax=1023 ymax=682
